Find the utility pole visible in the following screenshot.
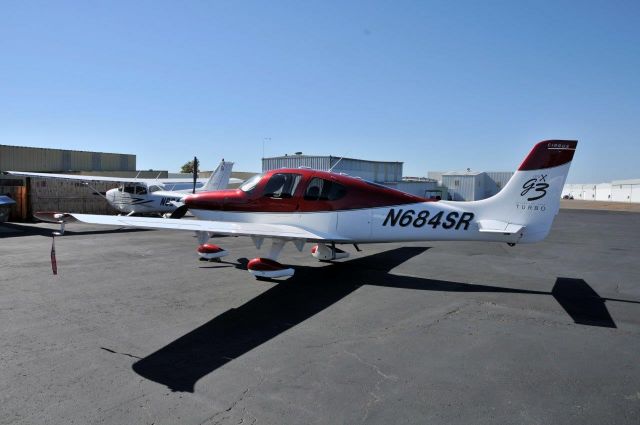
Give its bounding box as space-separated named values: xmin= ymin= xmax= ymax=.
xmin=262 ymin=137 xmax=271 ymax=159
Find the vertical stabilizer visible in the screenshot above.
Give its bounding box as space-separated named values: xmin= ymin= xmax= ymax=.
xmin=200 ymin=160 xmax=234 ymax=192
xmin=470 ymin=140 xmax=577 ymax=243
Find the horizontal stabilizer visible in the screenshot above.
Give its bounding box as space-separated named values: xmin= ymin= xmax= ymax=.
xmin=477 ymin=220 xmax=524 ymax=235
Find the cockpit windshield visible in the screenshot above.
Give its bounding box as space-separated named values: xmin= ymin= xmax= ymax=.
xmin=239 ymin=174 xmax=263 ymax=192
xmin=121 ymin=183 xmax=147 ymax=195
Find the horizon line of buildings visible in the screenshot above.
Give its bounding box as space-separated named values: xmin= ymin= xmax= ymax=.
xmin=562 ymin=179 xmax=640 ymax=203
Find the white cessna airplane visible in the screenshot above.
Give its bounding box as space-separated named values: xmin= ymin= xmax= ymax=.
xmin=49 ymin=140 xmax=577 ymax=279
xmin=5 ymin=160 xmax=240 ymax=216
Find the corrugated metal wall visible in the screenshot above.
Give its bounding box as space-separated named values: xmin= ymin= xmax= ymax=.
xmin=263 ymin=156 xmax=331 ymax=172
xmin=437 ymin=171 xmax=513 ymax=201
xmin=484 ymin=172 xmax=514 ymax=198
xmin=443 ymin=174 xmax=484 ymax=201
xmin=611 ymin=184 xmax=629 ymax=202
xmin=611 ymin=183 xmax=640 ymax=203
xmin=262 ymin=155 xmax=402 ymax=183
xmin=0 ymin=145 xmax=135 ymax=172
xmin=384 ymin=181 xmax=439 ymax=197
xmin=29 ymin=178 xmax=116 ymax=214
xmin=582 ymin=184 xmax=596 ymax=200
xmin=595 ymin=183 xmax=612 ymax=201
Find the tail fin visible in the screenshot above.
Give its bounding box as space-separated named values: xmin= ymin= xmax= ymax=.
xmin=475 ymin=140 xmax=577 ymax=243
xmin=200 ymin=160 xmax=234 ymax=192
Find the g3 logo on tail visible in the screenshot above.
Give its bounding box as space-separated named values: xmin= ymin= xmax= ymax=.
xmin=521 ymin=175 xmax=549 ymax=201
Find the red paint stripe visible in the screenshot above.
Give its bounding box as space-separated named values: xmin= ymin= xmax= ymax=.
xmin=518 ymin=140 xmax=578 ymax=171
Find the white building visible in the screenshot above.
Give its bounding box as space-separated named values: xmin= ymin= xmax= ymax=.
xmin=562 ymin=179 xmax=640 ymax=203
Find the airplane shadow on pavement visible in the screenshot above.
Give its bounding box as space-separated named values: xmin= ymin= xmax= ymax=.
xmin=131 ymin=246 xmax=639 ymax=392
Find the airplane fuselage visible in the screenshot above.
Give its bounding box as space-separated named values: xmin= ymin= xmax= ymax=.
xmin=183 ymin=164 xmax=568 ymax=246
xmin=106 ymin=185 xmax=187 ymax=215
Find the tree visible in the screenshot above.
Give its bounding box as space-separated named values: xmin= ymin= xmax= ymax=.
xmin=180 ymin=158 xmax=199 ymax=174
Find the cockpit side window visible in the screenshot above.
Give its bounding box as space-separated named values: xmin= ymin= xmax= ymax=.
xmin=148 ymin=185 xmax=161 ymax=193
xmin=135 ymin=185 xmax=148 ymax=195
xmin=304 ymin=178 xmax=347 ymax=201
xmin=263 ymin=173 xmax=302 ymax=198
xmin=123 ymin=185 xmax=136 ymax=194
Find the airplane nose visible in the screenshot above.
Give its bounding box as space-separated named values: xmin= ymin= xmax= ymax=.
xmin=183 ymin=194 xmax=196 ymax=206
xmin=184 ymin=191 xmax=231 ymax=210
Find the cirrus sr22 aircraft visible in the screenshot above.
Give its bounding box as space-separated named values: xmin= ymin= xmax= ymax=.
xmin=49 ymin=140 xmax=577 ymax=279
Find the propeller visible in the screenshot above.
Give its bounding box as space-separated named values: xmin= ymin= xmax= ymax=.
xmin=192 ymin=156 xmax=199 ymax=194
xmin=170 ymin=204 xmax=189 ymax=219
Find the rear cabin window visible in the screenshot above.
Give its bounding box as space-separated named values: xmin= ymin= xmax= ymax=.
xmin=304 ymin=178 xmax=347 ymax=201
xmin=263 ymin=173 xmax=302 ymax=198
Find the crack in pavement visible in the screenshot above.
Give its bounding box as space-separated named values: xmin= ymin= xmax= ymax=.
xmin=101 ymin=346 xmax=142 ymax=359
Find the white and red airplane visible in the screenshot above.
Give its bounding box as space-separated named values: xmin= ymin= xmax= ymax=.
xmin=52 ymin=140 xmax=577 ymax=278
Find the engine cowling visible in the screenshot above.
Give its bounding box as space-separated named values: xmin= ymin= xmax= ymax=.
xmin=311 ymin=244 xmax=349 ymax=261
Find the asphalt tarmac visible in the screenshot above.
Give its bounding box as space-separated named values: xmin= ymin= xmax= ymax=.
xmin=1 ymin=209 xmax=639 ymax=424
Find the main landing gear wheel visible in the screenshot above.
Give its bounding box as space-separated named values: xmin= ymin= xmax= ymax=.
xmin=311 ymin=244 xmax=350 ymax=261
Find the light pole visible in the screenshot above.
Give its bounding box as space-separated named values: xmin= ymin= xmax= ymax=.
xmin=262 ymin=137 xmax=271 ymax=159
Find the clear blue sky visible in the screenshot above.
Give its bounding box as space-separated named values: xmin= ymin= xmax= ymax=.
xmin=1 ymin=0 xmax=639 ymax=183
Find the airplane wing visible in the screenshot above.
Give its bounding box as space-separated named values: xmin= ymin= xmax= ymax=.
xmin=68 ymin=213 xmax=345 ymax=242
xmin=4 ymin=171 xmax=156 ymax=184
xmin=3 ymin=171 xmax=230 ymax=186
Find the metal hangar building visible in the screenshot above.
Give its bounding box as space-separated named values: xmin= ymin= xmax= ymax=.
xmin=0 ymin=144 xmax=140 ymax=221
xmin=262 ymin=153 xmax=442 ymax=198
